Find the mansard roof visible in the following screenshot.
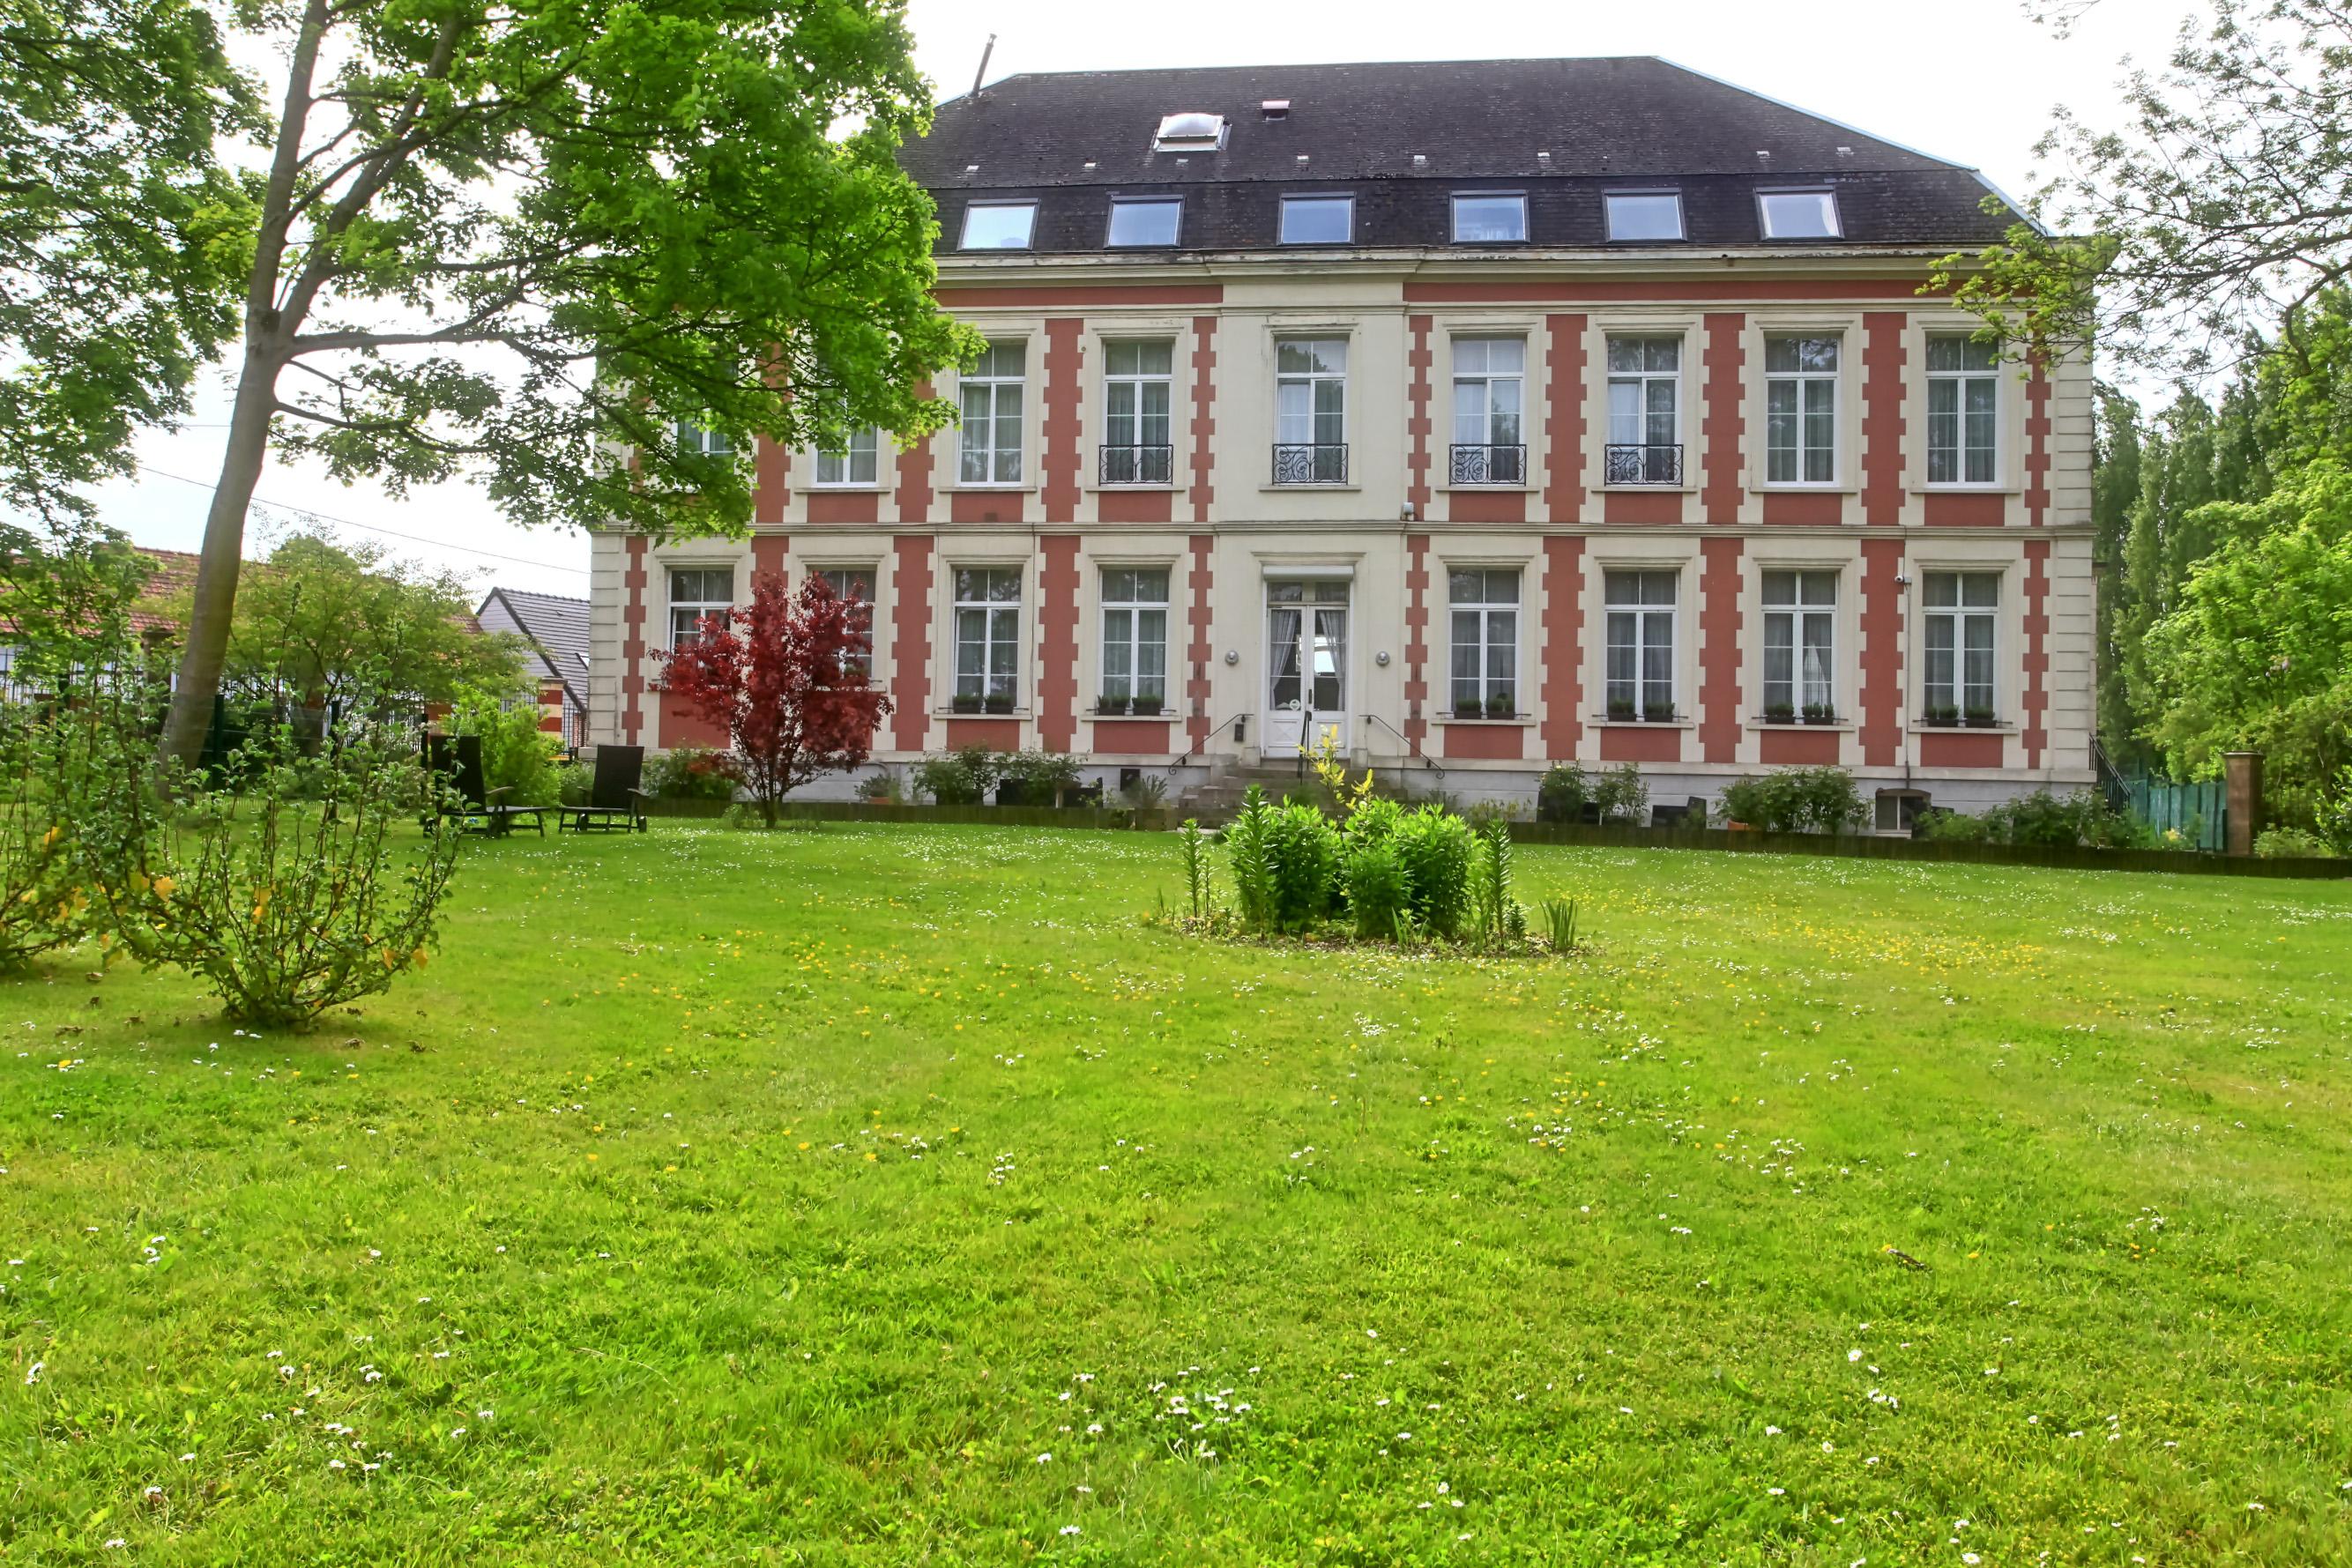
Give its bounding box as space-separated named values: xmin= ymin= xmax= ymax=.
xmin=903 ymin=56 xmax=2021 ymax=254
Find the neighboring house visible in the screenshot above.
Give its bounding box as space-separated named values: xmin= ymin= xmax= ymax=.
xmin=0 ymin=547 xmax=198 ymax=700
xmin=476 ymin=586 xmax=590 ymax=747
xmin=587 ymin=56 xmax=2094 ymax=821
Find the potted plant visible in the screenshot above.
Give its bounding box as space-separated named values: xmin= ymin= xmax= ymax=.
xmin=1607 ymin=696 xmax=1636 ymax=722
xmin=1964 ymin=705 xmax=1998 ymax=729
xmin=1802 ymin=702 xmax=1836 ymax=725
xmin=983 ymin=692 xmax=1015 ymax=716
xmin=1132 ymin=694 xmax=1164 ymax=717
xmin=1485 ymin=692 xmax=1515 ymax=719
xmin=1455 ymin=697 xmax=1485 ymax=720
xmin=1642 ymin=702 xmax=1676 ymax=724
xmin=1763 ymin=701 xmax=1796 ymax=725
xmin=1923 ymin=703 xmax=1959 ymax=727
xmin=951 ymin=693 xmax=982 ymax=715
xmin=1096 ymin=694 xmax=1129 ymax=717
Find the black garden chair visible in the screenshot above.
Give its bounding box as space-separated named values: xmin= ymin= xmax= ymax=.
xmin=557 ymin=744 xmax=651 ymax=833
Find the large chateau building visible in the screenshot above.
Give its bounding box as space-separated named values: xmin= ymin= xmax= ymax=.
xmin=586 ymin=56 xmax=2095 ymax=821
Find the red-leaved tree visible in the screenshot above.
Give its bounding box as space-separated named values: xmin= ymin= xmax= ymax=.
xmin=658 ymin=570 xmax=891 ymax=826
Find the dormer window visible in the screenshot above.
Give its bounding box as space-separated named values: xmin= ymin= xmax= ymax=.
xmin=1604 ymin=190 xmax=1685 ymax=242
xmin=1758 ymin=189 xmax=1841 ymax=239
xmin=1107 ymin=196 xmax=1181 ymax=247
xmin=1279 ymin=194 xmax=1353 ymax=245
xmin=959 ymin=201 xmax=1037 ymax=249
xmin=1152 ymin=113 xmax=1227 ymax=152
xmin=1451 ymin=193 xmax=1528 ymax=243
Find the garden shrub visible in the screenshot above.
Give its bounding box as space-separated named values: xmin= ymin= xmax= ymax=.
xmin=554 ymin=761 xmax=592 ymax=806
xmin=1343 ymin=794 xmax=1406 ymax=851
xmin=913 ymin=747 xmax=1001 ymax=805
xmin=1224 ymin=786 xmax=1277 ymax=929
xmin=0 ymin=703 xmax=115 ymax=966
xmin=450 ymin=687 xmax=562 ymax=805
xmin=649 ymin=746 xmax=740 ymax=801
xmin=2254 ymin=825 xmax=2336 ymax=858
xmin=86 ymin=728 xmax=462 ymax=1029
xmin=1003 ymin=749 xmax=1083 ymax=806
xmin=1390 ymin=806 xmax=1473 ymax=937
xmin=1266 ymin=799 xmax=1341 ymax=930
xmin=1916 ymin=808 xmax=1987 ymax=843
xmin=1719 ymin=767 xmax=1864 ymax=834
xmin=1924 ymin=791 xmax=2172 ymax=851
xmin=1592 ymin=763 xmax=1649 ymax=827
xmin=1342 ymin=841 xmax=1409 ymax=939
xmin=1537 ymin=763 xmax=1589 ymax=822
xmin=1468 ymin=818 xmax=1516 ymax=944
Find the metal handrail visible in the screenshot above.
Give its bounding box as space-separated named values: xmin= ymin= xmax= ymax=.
xmin=1184 ymin=710 xmax=1253 ymax=765
xmin=1359 ymin=712 xmax=1442 ymax=776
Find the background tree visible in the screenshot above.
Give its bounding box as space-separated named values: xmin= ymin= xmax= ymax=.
xmin=184 ymin=531 xmax=526 ymax=732
xmin=659 ymin=571 xmax=889 ymax=827
xmin=0 ymin=0 xmax=253 ymax=526
xmin=153 ymin=0 xmax=974 ymax=768
xmin=1944 ymin=0 xmax=2352 ymax=375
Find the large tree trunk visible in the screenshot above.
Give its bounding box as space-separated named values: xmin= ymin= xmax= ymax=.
xmin=156 ymin=350 xmax=281 ymax=769
xmin=153 ymin=0 xmax=326 ymax=775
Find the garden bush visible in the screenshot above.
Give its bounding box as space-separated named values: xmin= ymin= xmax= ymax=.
xmin=1537 ymin=763 xmax=1589 ymax=822
xmin=1592 ymin=762 xmax=1649 ymax=827
xmin=1921 ymin=790 xmax=2175 ymax=851
xmin=1390 ymin=805 xmax=1473 ymax=937
xmin=555 ymin=761 xmax=592 ymax=806
xmin=914 ymin=746 xmax=1001 ymax=806
xmin=648 ymin=746 xmax=740 ymax=801
xmin=1265 ymin=799 xmax=1341 ymax=930
xmin=1001 ymin=749 xmax=1083 ymax=806
xmin=2254 ymin=825 xmax=2336 ymax=858
xmin=450 ymin=686 xmax=562 ymax=805
xmin=1341 ymin=840 xmax=1410 ymax=939
xmin=1719 ymin=767 xmax=1864 ymax=834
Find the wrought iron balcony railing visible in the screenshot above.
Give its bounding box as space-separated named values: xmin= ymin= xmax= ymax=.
xmin=1271 ymin=442 xmax=1348 ymax=486
xmin=1448 ymin=443 xmax=1526 ymax=485
xmin=1604 ymin=442 xmax=1684 ymax=486
xmin=1098 ymin=443 xmax=1174 ymax=485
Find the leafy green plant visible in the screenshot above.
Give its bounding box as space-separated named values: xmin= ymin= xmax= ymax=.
xmin=648 ymin=746 xmax=740 ymax=802
xmin=1121 ymin=771 xmax=1169 ymax=810
xmin=913 ymin=747 xmax=1001 ymax=806
xmin=1718 ymin=767 xmax=1864 ymax=834
xmin=1390 ymin=806 xmax=1473 ymax=938
xmin=86 ymin=728 xmax=461 ymax=1029
xmin=1469 ymin=818 xmax=1515 ymax=945
xmin=555 ymin=761 xmax=592 ymax=806
xmin=1341 ymin=841 xmax=1409 ymax=940
xmin=1004 ymin=749 xmax=1084 ymax=806
xmin=1266 ymin=800 xmax=1340 ymax=931
xmin=450 ymin=686 xmax=562 ymax=805
xmin=1537 ymin=763 xmax=1589 ymax=823
xmin=1592 ymin=763 xmax=1649 ymax=827
xmin=1540 ymin=895 xmax=1580 ymax=952
xmin=860 ymin=767 xmax=904 ymax=804
xmin=1224 ymin=786 xmax=1277 ymax=932
xmin=1179 ymin=819 xmax=1212 ymax=917
xmin=2253 ymin=825 xmax=2336 ymax=858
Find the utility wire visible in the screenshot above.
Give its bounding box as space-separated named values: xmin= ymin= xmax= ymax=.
xmin=132 ymin=464 xmax=592 ymax=576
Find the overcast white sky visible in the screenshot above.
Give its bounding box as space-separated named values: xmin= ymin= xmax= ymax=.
xmin=86 ymin=0 xmax=2199 ymax=598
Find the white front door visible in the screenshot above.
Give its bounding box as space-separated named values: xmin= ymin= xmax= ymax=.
xmin=1263 ymin=578 xmax=1349 ymax=760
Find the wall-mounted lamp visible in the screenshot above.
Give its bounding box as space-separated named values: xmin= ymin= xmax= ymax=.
xmin=1224 ymin=649 xmax=1239 ymax=665
xmin=1374 ymin=650 xmax=1391 ymax=666
xmin=1894 ymin=573 xmax=1912 ymax=589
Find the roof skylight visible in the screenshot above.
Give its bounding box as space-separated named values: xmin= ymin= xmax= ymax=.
xmin=1153 ymin=112 xmax=1227 ymax=152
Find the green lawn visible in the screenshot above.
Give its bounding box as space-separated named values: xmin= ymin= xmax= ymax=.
xmin=4 ymin=825 xmax=2349 ymax=1565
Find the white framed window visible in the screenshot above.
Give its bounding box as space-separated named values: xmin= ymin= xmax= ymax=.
xmin=813 ymin=428 xmax=880 ymax=487
xmin=1923 ymin=570 xmax=2000 ymax=718
xmin=817 ymin=567 xmax=877 ymax=680
xmin=1448 ymin=568 xmax=1520 ymax=716
xmin=1102 ymin=340 xmax=1174 ymax=484
xmin=1098 ymin=568 xmax=1171 ymax=709
xmin=957 ymin=341 xmax=1025 ymax=485
xmin=1604 ymin=190 xmax=1685 ymax=242
xmin=674 ymin=420 xmax=730 ymax=457
xmin=1107 ymin=197 xmax=1181 ymax=247
xmin=1449 ymin=338 xmax=1524 ymax=484
xmin=1275 ymin=338 xmax=1347 ymax=483
xmin=667 ymin=567 xmax=733 ymax=648
xmin=1451 ymin=193 xmax=1527 ymax=243
xmin=1278 ymin=195 xmax=1352 ymax=244
xmin=959 ymin=201 xmax=1037 ymax=249
xmin=1761 ymin=568 xmax=1838 ymax=717
xmin=952 ymin=568 xmax=1023 ymax=704
xmin=1926 ymin=338 xmax=2000 ymax=485
xmin=1765 ymin=336 xmax=1841 ymax=484
xmin=1604 ymin=568 xmax=1678 ymax=719
xmin=1759 ymin=189 xmax=1841 ymax=240
xmin=1605 ymin=336 xmax=1682 ymax=483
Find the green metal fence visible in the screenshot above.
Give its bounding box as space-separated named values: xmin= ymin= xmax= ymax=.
xmin=2119 ymin=775 xmax=2227 ymax=851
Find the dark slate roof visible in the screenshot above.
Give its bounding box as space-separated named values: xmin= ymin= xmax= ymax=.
xmin=904 ymin=56 xmax=2021 ymax=253
xmin=477 ymin=586 xmax=589 ymax=709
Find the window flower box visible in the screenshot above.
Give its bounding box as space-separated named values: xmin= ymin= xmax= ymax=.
xmin=1802 ymin=702 xmax=1837 ymax=725
xmin=983 ymin=694 xmax=1016 ymax=716
xmin=1096 ymin=695 xmax=1130 ymax=717
xmin=951 ymin=694 xmax=982 ymax=715
xmin=1485 ymin=693 xmax=1516 ymax=720
xmin=1922 ymin=705 xmax=1960 ymax=728
xmin=1763 ymin=702 xmax=1797 ymax=725
xmin=1131 ymin=695 xmax=1165 ymax=717
xmin=1964 ymin=707 xmax=1998 ymax=729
